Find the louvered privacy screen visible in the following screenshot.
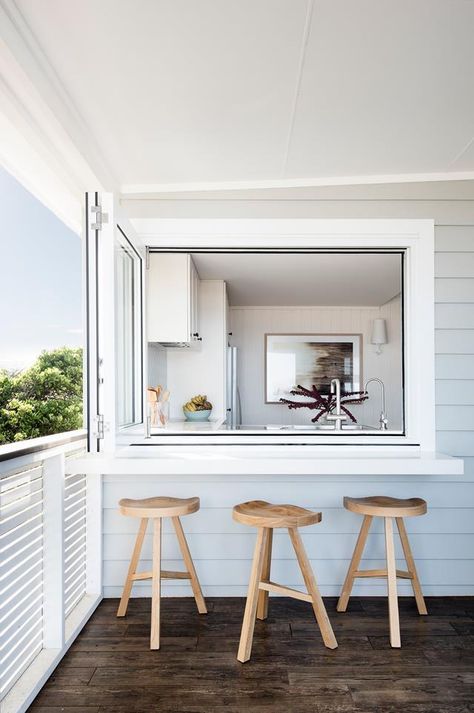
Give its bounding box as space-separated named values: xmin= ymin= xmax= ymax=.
xmin=63 ymin=467 xmax=87 ymax=617
xmin=0 ymin=463 xmax=44 ymax=699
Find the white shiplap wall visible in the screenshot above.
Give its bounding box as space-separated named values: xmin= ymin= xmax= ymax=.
xmin=108 ymin=186 xmax=474 ymax=597
xmin=229 ymin=299 xmax=402 ymax=429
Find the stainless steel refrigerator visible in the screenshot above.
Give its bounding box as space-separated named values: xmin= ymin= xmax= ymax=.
xmin=226 ymin=346 xmax=241 ymax=428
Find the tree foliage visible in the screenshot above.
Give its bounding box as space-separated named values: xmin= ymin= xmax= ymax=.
xmin=0 ymin=347 xmax=83 ymax=444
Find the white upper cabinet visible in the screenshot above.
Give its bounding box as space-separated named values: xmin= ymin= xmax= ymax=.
xmin=147 ymin=253 xmax=200 ymax=345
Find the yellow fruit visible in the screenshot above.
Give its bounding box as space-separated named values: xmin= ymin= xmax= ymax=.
xmin=184 ymin=395 xmax=212 ymax=412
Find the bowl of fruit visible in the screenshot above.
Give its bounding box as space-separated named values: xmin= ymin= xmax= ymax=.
xmin=183 ymin=395 xmax=213 ymax=421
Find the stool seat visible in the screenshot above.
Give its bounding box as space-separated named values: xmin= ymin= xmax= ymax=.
xmin=119 ymin=496 xmax=200 ymax=519
xmin=233 ymin=500 xmax=321 ymax=529
xmin=344 ymin=495 xmax=427 ymax=518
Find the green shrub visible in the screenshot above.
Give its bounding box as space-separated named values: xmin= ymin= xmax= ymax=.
xmin=0 ymin=347 xmax=83 ymax=444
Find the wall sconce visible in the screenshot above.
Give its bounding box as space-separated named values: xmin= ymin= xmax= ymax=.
xmin=371 ymin=318 xmax=387 ymax=355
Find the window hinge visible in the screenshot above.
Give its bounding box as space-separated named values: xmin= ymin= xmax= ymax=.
xmin=90 ymin=204 xmax=108 ymax=231
xmin=98 ymin=357 xmax=104 ymax=384
xmin=146 ymin=246 xmax=150 ymax=269
xmin=95 ymin=414 xmax=105 ymax=440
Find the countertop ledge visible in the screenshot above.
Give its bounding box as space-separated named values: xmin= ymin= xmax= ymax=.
xmin=68 ymin=448 xmax=463 ymax=476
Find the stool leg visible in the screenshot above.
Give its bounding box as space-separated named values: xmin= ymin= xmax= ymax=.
xmin=337 ymin=515 xmax=372 ymax=612
xmin=396 ymin=517 xmax=428 ymax=615
xmin=172 ymin=516 xmax=207 ymax=614
xmin=384 ymin=516 xmax=401 ymax=648
xmin=288 ymin=527 xmax=338 ymax=650
xmin=237 ymin=527 xmax=268 ymax=663
xmin=257 ymin=528 xmax=273 ymax=620
xmin=150 ymin=517 xmax=162 ymax=650
xmin=117 ymin=517 xmax=148 ymax=617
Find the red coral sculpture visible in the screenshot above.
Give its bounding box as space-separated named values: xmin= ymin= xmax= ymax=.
xmin=280 ymin=384 xmax=368 ymax=423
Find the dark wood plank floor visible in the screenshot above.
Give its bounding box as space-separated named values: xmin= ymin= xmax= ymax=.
xmin=29 ymin=596 xmax=474 ymax=712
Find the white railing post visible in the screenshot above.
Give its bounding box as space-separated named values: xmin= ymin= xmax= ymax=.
xmin=42 ymin=453 xmax=65 ymax=649
xmin=85 ymin=471 xmax=103 ymax=596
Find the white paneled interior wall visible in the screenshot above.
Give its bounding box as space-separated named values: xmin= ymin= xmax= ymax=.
xmin=107 ymin=187 xmax=474 ymax=597
xmin=148 ymin=343 xmax=167 ymax=391
xmin=230 ymin=295 xmax=402 ymax=428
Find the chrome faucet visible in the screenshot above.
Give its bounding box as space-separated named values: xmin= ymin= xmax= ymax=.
xmin=327 ymin=378 xmax=347 ymax=430
xmin=364 ymin=378 xmax=388 ymax=430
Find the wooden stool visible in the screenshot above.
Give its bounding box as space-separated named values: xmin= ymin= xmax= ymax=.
xmin=337 ymin=496 xmax=428 ymax=648
xmin=117 ymin=496 xmax=207 ymax=649
xmin=233 ymin=500 xmax=337 ymax=662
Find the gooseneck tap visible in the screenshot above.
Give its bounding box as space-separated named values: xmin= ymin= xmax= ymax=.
xmin=326 ymin=378 xmax=347 ymax=431
xmin=364 ymin=378 xmax=388 ymax=430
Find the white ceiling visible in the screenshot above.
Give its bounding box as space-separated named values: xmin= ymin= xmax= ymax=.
xmin=191 ymin=252 xmax=401 ymax=306
xmin=12 ymin=0 xmax=474 ymax=193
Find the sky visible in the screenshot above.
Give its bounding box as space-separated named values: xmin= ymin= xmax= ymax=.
xmin=0 ymin=166 xmax=83 ymax=372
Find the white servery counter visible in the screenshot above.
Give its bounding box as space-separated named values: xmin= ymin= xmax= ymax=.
xmin=69 ymin=446 xmax=463 ymax=476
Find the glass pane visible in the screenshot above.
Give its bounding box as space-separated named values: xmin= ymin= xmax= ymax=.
xmin=0 ymin=167 xmax=83 ymax=445
xmin=115 ymin=243 xmax=136 ymax=427
xmin=147 ymin=251 xmax=404 ymax=436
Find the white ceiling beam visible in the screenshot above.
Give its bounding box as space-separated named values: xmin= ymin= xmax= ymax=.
xmin=121 ymin=171 xmax=474 ymax=197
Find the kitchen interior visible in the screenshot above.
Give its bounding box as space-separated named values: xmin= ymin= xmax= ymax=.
xmin=146 ymin=250 xmax=404 ymax=435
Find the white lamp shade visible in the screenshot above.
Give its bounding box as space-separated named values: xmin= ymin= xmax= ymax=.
xmin=371 ymin=318 xmax=388 ymax=345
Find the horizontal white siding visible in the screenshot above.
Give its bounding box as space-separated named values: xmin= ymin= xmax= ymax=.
xmin=436 ymin=380 xmax=474 ymax=404
xmin=435 ymin=225 xmax=474 ymax=251
xmin=435 ymin=279 xmax=474 ymax=302
xmin=436 ymin=304 xmax=474 ymax=329
xmin=103 ymin=465 xmax=474 ymax=598
xmin=108 ymin=191 xmax=474 ymax=597
xmin=436 ymin=354 xmax=474 ymax=378
xmin=436 ymin=330 xmax=474 ymax=354
xmin=435 ymin=252 xmax=474 ymax=278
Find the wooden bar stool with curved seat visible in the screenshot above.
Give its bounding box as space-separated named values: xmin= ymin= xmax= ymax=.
xmin=337 ymin=496 xmax=428 ymax=648
xmin=233 ymin=500 xmax=337 ymax=663
xmin=117 ymin=496 xmax=207 ymax=649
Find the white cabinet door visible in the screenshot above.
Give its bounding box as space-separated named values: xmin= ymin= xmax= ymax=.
xmin=147 ymin=253 xmax=200 ymax=344
xmin=189 ymin=257 xmax=200 ymax=341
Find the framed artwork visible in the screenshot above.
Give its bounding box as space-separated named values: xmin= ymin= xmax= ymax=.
xmin=265 ymin=333 xmax=362 ymax=403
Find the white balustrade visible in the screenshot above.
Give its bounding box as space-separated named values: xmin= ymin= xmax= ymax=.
xmin=0 ymin=432 xmax=101 ymax=713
